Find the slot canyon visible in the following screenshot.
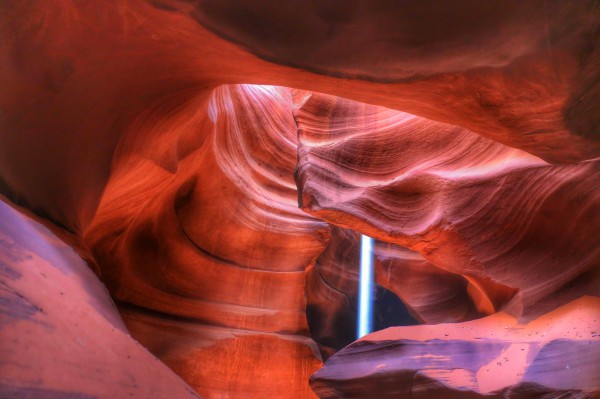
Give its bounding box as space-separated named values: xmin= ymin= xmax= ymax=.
xmin=1 ymin=1 xmax=599 ymax=398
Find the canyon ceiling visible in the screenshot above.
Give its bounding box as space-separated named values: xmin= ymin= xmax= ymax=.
xmin=0 ymin=1 xmax=599 ymax=398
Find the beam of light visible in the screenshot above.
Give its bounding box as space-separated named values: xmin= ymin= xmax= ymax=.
xmin=357 ymin=234 xmax=374 ymax=339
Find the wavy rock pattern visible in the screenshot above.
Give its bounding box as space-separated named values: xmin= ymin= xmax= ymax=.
xmin=175 ymin=0 xmax=600 ymax=163
xmin=0 ymin=1 xmax=598 ymax=235
xmin=295 ymin=91 xmax=600 ymax=321
xmin=0 ymin=1 xmax=598 ymax=398
xmin=84 ymin=85 xmax=326 ymax=398
xmin=0 ymin=196 xmax=200 ymax=399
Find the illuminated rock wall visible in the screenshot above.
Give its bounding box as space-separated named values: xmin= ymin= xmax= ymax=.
xmin=84 ymin=85 xmax=326 ymax=398
xmin=1 ymin=1 xmax=599 ymax=398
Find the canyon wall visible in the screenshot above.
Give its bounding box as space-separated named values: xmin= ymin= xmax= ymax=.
xmin=1 ymin=1 xmax=599 ymax=398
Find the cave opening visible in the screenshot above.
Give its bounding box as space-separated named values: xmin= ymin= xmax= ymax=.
xmin=1 ymin=0 xmax=599 ymax=395
xmin=306 ymin=222 xmax=420 ymax=361
xmin=357 ymin=234 xmax=420 ymax=339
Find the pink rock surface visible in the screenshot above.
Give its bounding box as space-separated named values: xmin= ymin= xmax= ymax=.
xmin=311 ymin=296 xmax=600 ymax=398
xmin=295 ymin=91 xmax=600 ymax=321
xmin=0 ymin=196 xmax=200 ymax=398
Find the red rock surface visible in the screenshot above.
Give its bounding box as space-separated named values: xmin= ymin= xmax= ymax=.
xmin=83 ymin=85 xmax=325 ymax=398
xmin=295 ymin=91 xmax=600 ymax=321
xmin=374 ymin=242 xmax=483 ymax=325
xmin=305 ymin=226 xmax=360 ymax=359
xmin=0 ymin=1 xmax=599 ymax=398
xmin=1 ymin=1 xmax=599 ymax=233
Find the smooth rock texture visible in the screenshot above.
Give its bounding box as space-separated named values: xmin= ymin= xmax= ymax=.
xmin=173 ymin=0 xmax=600 ymax=163
xmin=0 ymin=1 xmax=598 ymax=398
xmin=311 ymin=297 xmax=600 ymax=398
xmin=0 ymin=196 xmax=200 ymax=399
xmin=1 ymin=0 xmax=599 ymax=234
xmin=305 ymin=226 xmax=360 ymax=359
xmin=295 ymin=91 xmax=600 ymax=321
xmin=84 ymin=85 xmax=326 ymax=398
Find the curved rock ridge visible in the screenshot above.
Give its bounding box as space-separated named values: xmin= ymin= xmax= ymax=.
xmin=295 ymin=91 xmax=600 ymax=320
xmin=84 ymin=84 xmax=327 ymax=398
xmin=0 ymin=196 xmax=201 ymax=399
xmin=293 ymin=90 xmax=547 ymax=186
xmin=0 ymin=2 xmax=599 ymax=397
xmin=310 ymin=296 xmax=600 ymax=398
xmin=187 ymin=0 xmax=597 ymax=81
xmin=160 ymin=0 xmax=600 ymax=163
xmin=1 ymin=2 xmax=598 ymax=236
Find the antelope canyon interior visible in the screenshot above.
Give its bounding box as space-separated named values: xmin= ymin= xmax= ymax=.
xmin=1 ymin=1 xmax=600 ymax=398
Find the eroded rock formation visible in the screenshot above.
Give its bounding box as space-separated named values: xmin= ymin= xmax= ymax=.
xmin=311 ymin=297 xmax=600 ymax=398
xmin=374 ymin=242 xmax=482 ymax=325
xmin=0 ymin=196 xmax=200 ymax=399
xmin=1 ymin=1 xmax=599 ymax=398
xmin=84 ymin=85 xmax=326 ymax=398
xmin=294 ymin=90 xmax=600 ymax=321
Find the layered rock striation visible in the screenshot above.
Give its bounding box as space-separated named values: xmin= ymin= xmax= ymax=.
xmin=84 ymin=85 xmax=327 ymax=398
xmin=0 ymin=1 xmax=599 ymax=398
xmin=295 ymin=90 xmax=600 ymax=322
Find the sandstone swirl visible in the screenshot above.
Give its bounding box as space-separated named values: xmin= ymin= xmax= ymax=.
xmin=1 ymin=1 xmax=598 ymax=235
xmin=84 ymin=85 xmax=327 ymax=399
xmin=295 ymin=91 xmax=600 ymax=397
xmin=295 ymin=91 xmax=600 ymax=322
xmin=0 ymin=1 xmax=599 ymax=399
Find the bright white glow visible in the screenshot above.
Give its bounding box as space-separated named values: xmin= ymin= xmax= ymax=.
xmin=358 ymin=234 xmax=374 ymax=338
